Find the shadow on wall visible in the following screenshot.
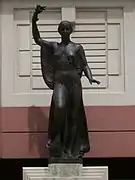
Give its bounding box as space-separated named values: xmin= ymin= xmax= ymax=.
xmin=28 ymin=106 xmax=49 ymax=158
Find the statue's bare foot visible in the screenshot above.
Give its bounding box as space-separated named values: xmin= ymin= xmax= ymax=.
xmin=46 ymin=139 xmax=51 ymax=148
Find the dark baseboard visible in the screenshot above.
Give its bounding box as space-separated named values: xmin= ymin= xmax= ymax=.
xmin=1 ymin=158 xmax=135 ymax=180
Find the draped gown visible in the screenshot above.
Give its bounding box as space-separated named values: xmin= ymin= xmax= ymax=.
xmin=41 ymin=41 xmax=90 ymax=158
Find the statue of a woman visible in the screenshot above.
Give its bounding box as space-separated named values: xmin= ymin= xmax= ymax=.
xmin=32 ymin=5 xmax=100 ymax=159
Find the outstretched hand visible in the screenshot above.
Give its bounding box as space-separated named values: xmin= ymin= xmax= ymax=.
xmin=89 ymin=79 xmax=100 ymax=85
xmin=35 ymin=5 xmax=46 ymax=14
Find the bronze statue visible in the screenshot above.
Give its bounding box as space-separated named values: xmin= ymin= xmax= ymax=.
xmin=32 ymin=5 xmax=100 ymax=159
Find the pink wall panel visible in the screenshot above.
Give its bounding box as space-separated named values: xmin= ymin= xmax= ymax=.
xmin=85 ymin=106 xmax=135 ymax=131
xmin=1 ymin=106 xmax=135 ymax=158
xmin=86 ymin=132 xmax=135 ymax=157
xmin=2 ymin=132 xmax=135 ymax=158
xmin=1 ymin=106 xmax=135 ymax=132
xmin=0 ymin=109 xmax=2 ymax=157
xmin=2 ymin=132 xmax=49 ymax=158
xmin=1 ymin=107 xmax=49 ymax=132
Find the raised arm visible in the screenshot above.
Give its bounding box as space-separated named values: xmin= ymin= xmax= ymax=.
xmin=78 ymin=45 xmax=100 ymax=85
xmin=32 ymin=5 xmax=50 ymax=47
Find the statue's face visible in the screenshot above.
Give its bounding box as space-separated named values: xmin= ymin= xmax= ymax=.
xmin=58 ymin=22 xmax=72 ymax=38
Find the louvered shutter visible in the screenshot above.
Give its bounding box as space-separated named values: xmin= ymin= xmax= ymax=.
xmin=1 ymin=6 xmax=126 ymax=106
xmin=74 ymin=9 xmax=107 ymax=89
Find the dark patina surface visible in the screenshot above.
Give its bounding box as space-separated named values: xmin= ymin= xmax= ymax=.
xmin=32 ymin=5 xmax=100 ymax=160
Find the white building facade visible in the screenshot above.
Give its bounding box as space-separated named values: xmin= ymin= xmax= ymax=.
xmin=0 ymin=0 xmax=135 ymax=158
xmin=1 ymin=0 xmax=135 ymax=107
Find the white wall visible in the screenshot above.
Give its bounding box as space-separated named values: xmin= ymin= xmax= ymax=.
xmin=1 ymin=0 xmax=135 ymax=106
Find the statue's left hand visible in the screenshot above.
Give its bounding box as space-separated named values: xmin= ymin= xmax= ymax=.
xmin=89 ymin=79 xmax=100 ymax=85
xmin=92 ymin=79 xmax=100 ymax=85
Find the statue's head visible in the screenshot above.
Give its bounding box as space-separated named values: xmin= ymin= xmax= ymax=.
xmin=58 ymin=21 xmax=73 ymax=38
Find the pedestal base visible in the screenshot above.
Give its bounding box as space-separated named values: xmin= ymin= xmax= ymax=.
xmin=48 ymin=157 xmax=83 ymax=164
xmin=23 ymin=166 xmax=108 ymax=180
xmin=48 ymin=158 xmax=82 ymax=177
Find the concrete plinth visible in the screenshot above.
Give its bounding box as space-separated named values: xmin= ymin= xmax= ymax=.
xmin=23 ymin=166 xmax=108 ymax=180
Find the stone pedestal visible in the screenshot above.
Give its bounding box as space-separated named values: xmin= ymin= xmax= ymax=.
xmin=48 ymin=158 xmax=82 ymax=178
xmin=23 ymin=163 xmax=108 ymax=180
xmin=48 ymin=163 xmax=82 ymax=177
